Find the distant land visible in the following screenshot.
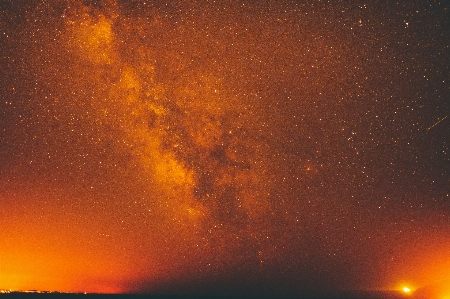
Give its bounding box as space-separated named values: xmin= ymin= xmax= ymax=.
xmin=0 ymin=289 xmax=415 ymax=299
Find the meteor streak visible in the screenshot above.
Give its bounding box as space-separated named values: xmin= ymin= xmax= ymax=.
xmin=427 ymin=115 xmax=448 ymax=131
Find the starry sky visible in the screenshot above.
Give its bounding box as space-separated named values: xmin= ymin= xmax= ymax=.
xmin=0 ymin=0 xmax=449 ymax=297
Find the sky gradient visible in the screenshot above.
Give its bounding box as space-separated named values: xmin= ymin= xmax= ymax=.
xmin=0 ymin=0 xmax=449 ymax=297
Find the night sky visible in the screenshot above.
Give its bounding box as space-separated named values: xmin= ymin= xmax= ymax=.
xmin=0 ymin=0 xmax=449 ymax=297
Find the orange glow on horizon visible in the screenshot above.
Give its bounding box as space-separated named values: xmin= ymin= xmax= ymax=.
xmin=382 ymin=233 xmax=450 ymax=299
xmin=0 ymin=189 xmax=155 ymax=294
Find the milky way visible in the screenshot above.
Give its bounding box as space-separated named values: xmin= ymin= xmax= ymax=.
xmin=0 ymin=1 xmax=449 ymax=297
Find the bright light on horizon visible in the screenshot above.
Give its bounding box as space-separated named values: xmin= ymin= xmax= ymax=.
xmin=403 ymin=287 xmax=411 ymax=293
